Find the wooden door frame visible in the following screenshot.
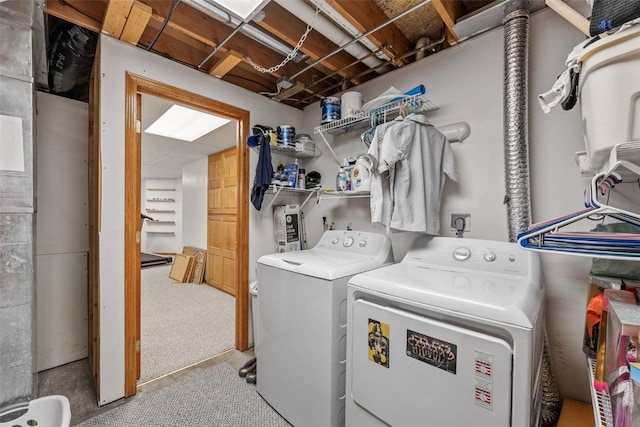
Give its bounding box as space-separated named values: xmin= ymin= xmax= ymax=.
xmin=124 ymin=72 xmax=250 ymax=396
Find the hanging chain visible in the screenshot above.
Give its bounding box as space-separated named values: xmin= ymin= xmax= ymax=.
xmin=247 ymin=7 xmax=320 ymax=74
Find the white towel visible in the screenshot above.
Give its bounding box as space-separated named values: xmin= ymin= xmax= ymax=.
xmin=537 ymin=37 xmax=596 ymax=113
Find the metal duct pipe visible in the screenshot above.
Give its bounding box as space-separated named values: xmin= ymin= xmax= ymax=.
xmin=502 ymin=4 xmax=560 ymax=426
xmin=273 ymin=0 xmax=385 ymax=69
xmin=502 ymin=6 xmax=531 ymax=242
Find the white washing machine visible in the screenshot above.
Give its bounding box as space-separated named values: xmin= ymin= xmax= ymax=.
xmin=257 ymin=230 xmax=394 ymax=427
xmin=346 ymin=236 xmax=545 ymax=427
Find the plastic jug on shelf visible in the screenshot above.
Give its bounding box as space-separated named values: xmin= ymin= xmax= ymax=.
xmin=352 ymin=154 xmax=373 ymax=191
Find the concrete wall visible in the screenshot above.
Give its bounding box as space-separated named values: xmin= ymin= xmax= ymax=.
xmin=0 ymin=0 xmax=36 ymax=407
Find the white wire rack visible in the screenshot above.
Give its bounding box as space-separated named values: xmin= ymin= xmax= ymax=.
xmin=313 ymin=94 xmax=439 ymax=165
xmin=588 ymin=357 xmax=614 ymax=427
xmin=313 ymin=94 xmax=439 ymax=136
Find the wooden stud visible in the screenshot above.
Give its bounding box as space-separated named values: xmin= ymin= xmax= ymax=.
xmin=102 ymin=0 xmax=134 ymax=39
xmin=209 ymin=50 xmax=245 ymax=78
xmin=120 ymin=1 xmax=152 ymax=45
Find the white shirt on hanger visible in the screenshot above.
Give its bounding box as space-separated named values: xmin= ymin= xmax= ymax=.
xmin=368 ymin=113 xmax=457 ymax=234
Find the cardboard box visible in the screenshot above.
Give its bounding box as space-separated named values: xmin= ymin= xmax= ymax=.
xmin=557 ymin=398 xmax=595 ymax=427
xmin=273 ymin=204 xmax=301 ymax=252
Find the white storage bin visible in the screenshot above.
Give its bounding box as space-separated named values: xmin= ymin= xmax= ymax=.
xmin=0 ymin=395 xmax=71 ymax=427
xmin=578 ymin=25 xmax=640 ymax=170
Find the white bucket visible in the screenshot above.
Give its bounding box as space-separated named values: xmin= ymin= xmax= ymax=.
xmin=578 ymin=25 xmax=640 ymax=169
xmin=341 ymin=91 xmax=363 ymax=119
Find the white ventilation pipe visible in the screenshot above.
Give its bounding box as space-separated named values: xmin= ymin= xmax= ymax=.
xmin=273 ymin=0 xmax=385 ymax=69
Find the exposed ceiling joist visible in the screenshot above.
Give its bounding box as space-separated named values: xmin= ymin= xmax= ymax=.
xmin=43 ymin=0 xmax=500 ymax=108
xmin=209 ymin=49 xmax=244 ymax=77
xmin=327 ymin=0 xmax=414 ymax=66
xmin=102 ymin=0 xmax=134 ymax=38
xmin=257 ymin=2 xmax=370 ymax=85
xmin=120 ymin=1 xmax=152 ymax=44
xmin=431 ymin=0 xmax=466 ymax=44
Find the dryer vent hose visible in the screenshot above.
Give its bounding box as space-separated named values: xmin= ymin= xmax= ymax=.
xmin=502 ymin=6 xmax=561 ymax=426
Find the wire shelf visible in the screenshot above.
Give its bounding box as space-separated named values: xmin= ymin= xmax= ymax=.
xmin=588 ymin=357 xmax=613 ymax=427
xmin=313 ymin=94 xmax=439 ymax=136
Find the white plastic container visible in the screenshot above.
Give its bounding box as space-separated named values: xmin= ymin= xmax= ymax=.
xmin=578 ymin=25 xmax=640 ymax=170
xmin=0 ymin=395 xmax=71 ymax=427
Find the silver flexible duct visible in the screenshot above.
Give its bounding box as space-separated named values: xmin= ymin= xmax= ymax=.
xmin=503 ymin=7 xmax=532 ymax=242
xmin=502 ymin=5 xmax=561 ymax=426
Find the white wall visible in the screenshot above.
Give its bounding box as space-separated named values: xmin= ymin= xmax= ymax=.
xmin=35 ymin=92 xmax=88 ymax=371
xmin=98 ymin=35 xmax=304 ymax=405
xmin=300 ymin=7 xmax=596 ymax=402
xmin=182 ymin=158 xmax=208 ymax=250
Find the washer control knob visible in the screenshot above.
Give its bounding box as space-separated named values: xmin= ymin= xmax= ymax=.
xmin=453 ymin=247 xmax=471 ymax=261
xmin=359 ymin=240 xmax=367 ymax=247
xmin=332 ymin=237 xmax=340 ymax=244
xmin=484 ymin=252 xmax=496 ymax=262
xmin=343 ymin=236 xmax=354 ymax=247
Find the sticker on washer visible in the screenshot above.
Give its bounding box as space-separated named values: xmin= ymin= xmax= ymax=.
xmin=474 ymin=350 xmax=493 ymax=379
xmin=474 ymin=379 xmax=493 ymax=410
xmin=368 ymin=319 xmax=390 ymax=368
xmin=406 ymin=330 xmax=457 ymax=374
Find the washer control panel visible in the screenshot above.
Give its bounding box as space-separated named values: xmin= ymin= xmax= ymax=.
xmin=318 ymin=230 xmax=392 ymax=258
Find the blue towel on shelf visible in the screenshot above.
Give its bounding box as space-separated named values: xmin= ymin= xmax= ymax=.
xmin=251 ymin=137 xmax=273 ymax=210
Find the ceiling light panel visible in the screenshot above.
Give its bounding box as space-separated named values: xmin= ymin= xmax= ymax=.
xmin=204 ymin=0 xmax=271 ymax=22
xmin=145 ymin=105 xmax=230 ymax=142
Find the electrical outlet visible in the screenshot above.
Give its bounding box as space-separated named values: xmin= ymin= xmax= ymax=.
xmin=450 ymin=213 xmax=470 ymax=232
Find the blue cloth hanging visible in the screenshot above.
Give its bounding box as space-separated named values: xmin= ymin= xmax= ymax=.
xmin=251 ymin=135 xmax=273 ymax=210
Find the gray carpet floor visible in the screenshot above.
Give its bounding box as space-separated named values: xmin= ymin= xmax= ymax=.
xmin=75 ymin=362 xmax=289 ymax=426
xmin=140 ymin=265 xmax=235 ymax=383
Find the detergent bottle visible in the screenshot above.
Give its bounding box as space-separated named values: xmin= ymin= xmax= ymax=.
xmin=352 ymin=154 xmax=373 ymax=191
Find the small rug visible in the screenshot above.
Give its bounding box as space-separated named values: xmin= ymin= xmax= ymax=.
xmin=75 ymin=363 xmax=289 ymax=426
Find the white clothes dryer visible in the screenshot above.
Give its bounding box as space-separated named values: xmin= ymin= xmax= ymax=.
xmin=257 ymin=230 xmax=394 ymax=427
xmin=346 ymin=236 xmax=545 ymax=427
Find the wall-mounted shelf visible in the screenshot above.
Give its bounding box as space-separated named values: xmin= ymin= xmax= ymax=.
xmin=146 ymin=209 xmax=175 ymax=213
xmin=146 ymin=220 xmax=175 ymax=225
xmin=260 ymin=185 xmax=321 ymax=217
xmin=146 ymin=198 xmax=175 ymax=202
xmin=145 ymin=231 xmax=175 ymax=235
xmin=313 ymin=94 xmax=469 ymax=166
xmin=313 ymin=94 xmax=438 ymax=136
xmin=146 ymin=188 xmax=176 ymax=191
xmin=252 ymin=141 xmax=321 ymax=159
xmin=317 ymin=190 xmax=371 ymax=201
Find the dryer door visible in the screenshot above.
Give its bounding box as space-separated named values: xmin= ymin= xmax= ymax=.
xmin=351 ymin=299 xmax=513 ymax=426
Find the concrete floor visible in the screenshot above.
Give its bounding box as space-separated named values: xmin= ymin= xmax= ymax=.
xmin=37 ymin=348 xmax=256 ymax=426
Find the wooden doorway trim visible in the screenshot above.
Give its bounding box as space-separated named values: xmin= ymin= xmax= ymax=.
xmin=124 ymin=73 xmax=250 ymax=396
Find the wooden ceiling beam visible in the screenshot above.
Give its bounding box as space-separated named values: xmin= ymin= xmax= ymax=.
xmin=327 ymin=0 xmax=414 ymax=66
xmin=120 ymin=1 xmax=152 ymax=45
xmin=102 ymin=0 xmax=134 ymax=38
xmin=44 ymin=0 xmax=104 ymax=33
xmin=431 ymin=0 xmax=466 ymax=44
xmin=258 ymin=2 xmax=370 ymax=85
xmin=209 ymin=50 xmax=244 ymax=78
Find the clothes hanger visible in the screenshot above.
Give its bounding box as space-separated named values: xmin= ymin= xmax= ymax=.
xmin=517 ymin=160 xmax=640 ymax=259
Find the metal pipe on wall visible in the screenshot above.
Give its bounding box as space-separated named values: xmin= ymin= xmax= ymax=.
xmin=502 ymin=3 xmax=560 ymax=426
xmin=503 ymin=6 xmax=531 ymax=242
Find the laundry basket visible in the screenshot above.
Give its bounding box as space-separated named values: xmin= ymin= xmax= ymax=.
xmin=0 ymin=395 xmax=71 ymax=427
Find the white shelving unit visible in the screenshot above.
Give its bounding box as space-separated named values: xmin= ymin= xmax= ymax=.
xmin=588 ymin=357 xmax=614 ymax=427
xmin=313 ymin=94 xmax=439 ymax=165
xmin=260 ymin=185 xmax=320 ymax=217
xmin=144 ymin=188 xmax=176 ymax=235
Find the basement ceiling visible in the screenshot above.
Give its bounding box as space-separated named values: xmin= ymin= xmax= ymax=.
xmin=45 ymin=0 xmax=543 ymax=108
